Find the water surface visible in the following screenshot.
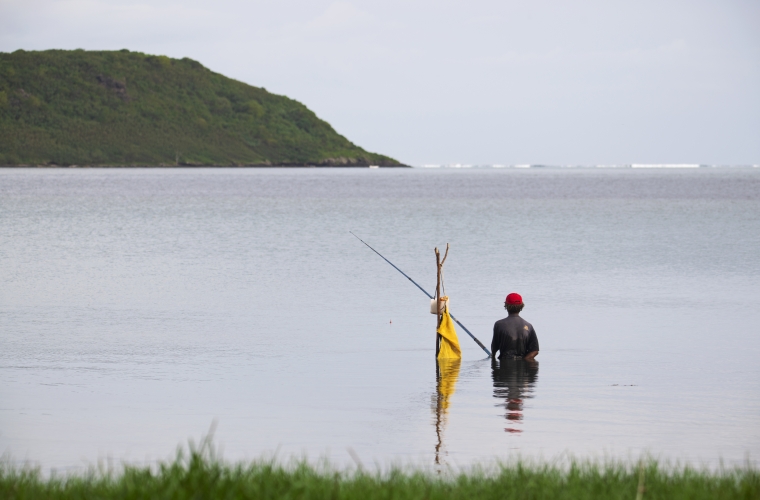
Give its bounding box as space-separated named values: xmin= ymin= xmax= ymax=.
xmin=1 ymin=167 xmax=758 ymax=469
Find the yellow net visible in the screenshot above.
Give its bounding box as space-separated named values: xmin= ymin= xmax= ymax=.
xmin=437 ymin=308 xmax=462 ymax=359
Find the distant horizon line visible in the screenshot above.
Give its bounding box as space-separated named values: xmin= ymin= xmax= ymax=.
xmin=414 ymin=163 xmax=759 ymax=169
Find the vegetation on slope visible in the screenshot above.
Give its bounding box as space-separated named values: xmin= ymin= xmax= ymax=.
xmin=0 ymin=49 xmax=401 ymax=166
xmin=1 ymin=444 xmax=758 ymax=500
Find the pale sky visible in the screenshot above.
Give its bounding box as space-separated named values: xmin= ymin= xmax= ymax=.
xmin=1 ymin=0 xmax=758 ymax=165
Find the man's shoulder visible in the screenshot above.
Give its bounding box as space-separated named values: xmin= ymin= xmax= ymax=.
xmin=494 ymin=317 xmax=510 ymax=328
xmin=520 ymin=317 xmax=535 ymax=331
xmin=494 ymin=316 xmax=531 ymax=328
xmin=505 ymin=315 xmax=534 ymax=331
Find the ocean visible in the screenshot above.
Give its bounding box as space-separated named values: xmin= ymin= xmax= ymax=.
xmin=1 ymin=167 xmax=758 ymax=470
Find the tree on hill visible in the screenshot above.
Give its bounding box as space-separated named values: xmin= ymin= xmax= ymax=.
xmin=0 ymin=49 xmax=402 ymax=166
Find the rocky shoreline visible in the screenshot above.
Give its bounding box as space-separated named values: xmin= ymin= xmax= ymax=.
xmin=0 ymin=155 xmax=409 ymax=168
xmin=1 ymin=162 xmax=410 ymax=168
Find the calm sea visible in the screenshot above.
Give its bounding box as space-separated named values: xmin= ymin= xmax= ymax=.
xmin=1 ymin=167 xmax=759 ymax=470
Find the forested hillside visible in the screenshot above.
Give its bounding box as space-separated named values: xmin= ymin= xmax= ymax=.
xmin=0 ymin=50 xmax=401 ymax=166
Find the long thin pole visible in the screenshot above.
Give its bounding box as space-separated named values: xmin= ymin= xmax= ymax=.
xmin=350 ymin=231 xmax=433 ymax=299
xmin=351 ymin=232 xmax=491 ymax=357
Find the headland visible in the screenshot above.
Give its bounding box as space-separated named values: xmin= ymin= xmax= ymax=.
xmin=0 ymin=49 xmax=405 ymax=167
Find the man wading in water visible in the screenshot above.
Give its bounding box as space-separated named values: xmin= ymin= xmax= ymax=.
xmin=491 ymin=293 xmax=539 ymax=360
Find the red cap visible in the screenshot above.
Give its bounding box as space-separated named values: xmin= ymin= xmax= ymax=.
xmin=505 ymin=293 xmax=523 ymax=305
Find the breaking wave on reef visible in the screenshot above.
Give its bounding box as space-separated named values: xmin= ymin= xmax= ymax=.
xmin=415 ymin=164 xmax=753 ymax=169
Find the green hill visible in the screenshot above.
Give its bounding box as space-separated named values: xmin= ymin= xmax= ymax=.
xmin=0 ymin=49 xmax=403 ymax=166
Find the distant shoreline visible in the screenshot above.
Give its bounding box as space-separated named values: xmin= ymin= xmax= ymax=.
xmin=0 ymin=163 xmax=411 ymax=168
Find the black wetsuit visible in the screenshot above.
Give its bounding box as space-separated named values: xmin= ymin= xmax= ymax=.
xmin=491 ymin=314 xmax=539 ymax=358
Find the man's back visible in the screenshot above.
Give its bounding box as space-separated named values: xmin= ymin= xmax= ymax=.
xmin=491 ymin=315 xmax=539 ymax=359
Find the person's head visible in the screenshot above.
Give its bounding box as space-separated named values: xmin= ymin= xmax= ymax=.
xmin=504 ymin=293 xmax=524 ymax=314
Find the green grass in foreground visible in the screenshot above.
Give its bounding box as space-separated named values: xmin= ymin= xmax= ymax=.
xmin=1 ymin=446 xmax=757 ymax=500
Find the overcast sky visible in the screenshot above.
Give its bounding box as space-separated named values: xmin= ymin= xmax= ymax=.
xmin=2 ymin=0 xmax=758 ymax=165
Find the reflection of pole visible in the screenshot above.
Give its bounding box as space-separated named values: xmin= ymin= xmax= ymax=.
xmin=434 ymin=357 xmax=461 ymax=468
xmin=434 ymin=360 xmax=442 ymax=466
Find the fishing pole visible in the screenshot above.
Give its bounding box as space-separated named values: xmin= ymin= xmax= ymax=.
xmin=350 ymin=231 xmax=491 ymax=357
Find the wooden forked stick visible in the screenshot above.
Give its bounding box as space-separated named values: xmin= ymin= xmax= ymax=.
xmin=435 ymin=247 xmax=442 ymax=356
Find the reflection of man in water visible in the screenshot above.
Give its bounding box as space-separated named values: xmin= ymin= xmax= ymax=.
xmin=491 ymin=293 xmax=539 ymax=360
xmin=492 ymin=357 xmax=539 ymax=432
xmin=491 ymin=293 xmax=539 ymax=432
